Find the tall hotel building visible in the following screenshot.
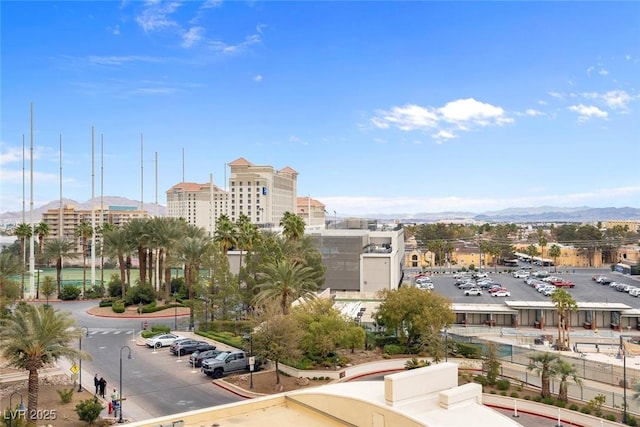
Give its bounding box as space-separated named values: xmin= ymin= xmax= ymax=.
xmin=165 ymin=157 xmax=298 ymax=234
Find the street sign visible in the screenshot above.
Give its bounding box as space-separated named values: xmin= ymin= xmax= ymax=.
xmin=70 ymin=364 xmax=79 ymax=374
xmin=249 ymin=356 xmax=255 ymax=366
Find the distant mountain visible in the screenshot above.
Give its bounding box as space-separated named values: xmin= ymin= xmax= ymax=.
xmin=0 ymin=197 xmax=166 ymax=224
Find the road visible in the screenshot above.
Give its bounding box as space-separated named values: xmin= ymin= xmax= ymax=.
xmin=47 ymin=300 xmax=243 ymax=422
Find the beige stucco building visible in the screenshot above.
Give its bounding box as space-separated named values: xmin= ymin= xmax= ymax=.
xmin=297 ymin=196 xmax=327 ymax=230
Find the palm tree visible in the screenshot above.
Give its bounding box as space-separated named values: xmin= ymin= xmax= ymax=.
xmin=34 ymin=221 xmax=50 ymax=255
xmin=554 ymin=359 xmax=582 ymax=403
xmin=151 ymin=217 xmax=185 ymax=298
xmin=97 ymin=222 xmax=116 ymax=287
xmin=255 ymin=258 xmax=318 ymax=315
xmin=551 ymin=289 xmax=578 ymax=350
xmin=527 ymin=352 xmax=558 ymax=398
xmin=102 ymin=226 xmax=131 ymax=298
xmin=0 ymin=251 xmax=21 ymax=312
xmin=14 ymin=222 xmax=33 ymax=264
xmin=236 ymin=214 xmax=259 ymax=272
xmin=75 ymin=221 xmax=93 ymax=298
xmin=214 ymin=214 xmax=237 ymax=254
xmin=548 ymin=244 xmax=561 ymax=273
xmin=178 ymin=235 xmax=213 ymax=329
xmin=0 ymin=304 xmax=90 ymax=421
xmin=42 ymin=238 xmax=78 ymax=295
xmin=280 ymin=211 xmax=305 ymax=242
xmin=125 ymin=218 xmax=151 ymax=285
xmin=538 ymin=233 xmax=548 ymax=269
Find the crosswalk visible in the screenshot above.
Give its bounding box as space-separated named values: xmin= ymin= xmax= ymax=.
xmin=86 ymin=328 xmax=135 ymax=335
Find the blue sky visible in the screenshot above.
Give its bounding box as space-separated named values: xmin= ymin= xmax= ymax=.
xmin=1 ymin=1 xmax=639 ymax=216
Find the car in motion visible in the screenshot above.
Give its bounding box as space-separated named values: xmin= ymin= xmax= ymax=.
xmin=145 ymin=333 xmax=184 ymax=349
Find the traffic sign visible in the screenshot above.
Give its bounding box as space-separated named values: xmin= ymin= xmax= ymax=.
xmin=70 ymin=364 xmax=79 ymax=374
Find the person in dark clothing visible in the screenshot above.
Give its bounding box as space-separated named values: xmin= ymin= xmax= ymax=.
xmin=94 ymin=374 xmax=99 ymax=395
xmin=99 ymin=377 xmax=107 ymax=398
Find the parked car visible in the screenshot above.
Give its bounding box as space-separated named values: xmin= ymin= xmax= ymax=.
xmin=189 ymin=349 xmax=227 ymax=367
xmin=170 ymin=339 xmax=216 ymax=356
xmin=472 ymin=272 xmax=488 ymax=279
xmin=512 ymin=271 xmax=529 ymax=278
xmin=596 ymin=276 xmax=613 ymax=285
xmin=488 ymin=286 xmax=508 ymax=294
xmin=458 ymin=282 xmax=476 ymax=290
xmin=532 ymin=270 xmax=550 ymax=278
xmin=417 ymin=282 xmax=434 ymax=290
xmin=145 ymin=333 xmax=184 ymax=349
xmin=493 ymin=290 xmax=511 ymax=297
xmin=630 ymin=288 xmax=640 ymax=297
xmin=464 ymin=288 xmax=482 ymax=296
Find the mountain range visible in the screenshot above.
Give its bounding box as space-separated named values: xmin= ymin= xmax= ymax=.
xmin=1 ymin=198 xmax=639 ymax=224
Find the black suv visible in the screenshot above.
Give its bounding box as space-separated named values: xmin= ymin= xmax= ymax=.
xmin=169 ymin=339 xmax=215 ymax=356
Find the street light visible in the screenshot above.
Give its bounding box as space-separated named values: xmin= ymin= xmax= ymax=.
xmin=7 ymin=391 xmax=26 ymax=427
xmin=621 ymin=335 xmax=628 ymax=424
xmin=249 ymin=333 xmax=254 ymax=390
xmin=78 ymin=326 xmax=90 ymax=392
xmin=119 ymin=345 xmax=133 ymax=424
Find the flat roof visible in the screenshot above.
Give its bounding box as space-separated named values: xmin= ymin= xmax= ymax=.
xmin=450 ymin=303 xmax=518 ymax=314
xmin=504 ymin=300 xmax=631 ymax=311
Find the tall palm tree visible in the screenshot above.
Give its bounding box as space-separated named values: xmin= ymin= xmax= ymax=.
xmin=178 ymin=235 xmax=213 ymax=329
xmin=97 ymin=222 xmax=116 ymax=287
xmin=214 ymin=214 xmax=237 ymax=254
xmin=151 ymin=217 xmax=185 ymax=298
xmin=527 ymin=352 xmax=558 ymax=398
xmin=236 ymin=214 xmax=259 ymax=272
xmin=538 ymin=233 xmax=548 ymax=269
xmin=14 ymin=222 xmax=33 ymax=264
xmin=554 ymin=359 xmax=582 ymax=403
xmin=75 ymin=221 xmax=93 ymax=298
xmin=102 ymin=226 xmax=131 ymax=298
xmin=280 ymin=211 xmax=305 ymax=242
xmin=0 ymin=251 xmax=21 ymax=312
xmin=548 ymin=244 xmax=561 ymax=273
xmin=551 ymin=289 xmax=578 ymax=350
xmin=125 ymin=218 xmax=151 ymax=285
xmin=255 ymin=259 xmax=318 ymax=315
xmin=34 ymin=221 xmax=50 ymax=255
xmin=0 ymin=304 xmax=89 ymax=421
xmin=42 ymin=238 xmax=78 ymax=295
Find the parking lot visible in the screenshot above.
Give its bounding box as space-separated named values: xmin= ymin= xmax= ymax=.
xmin=416 ymin=269 xmax=640 ymax=306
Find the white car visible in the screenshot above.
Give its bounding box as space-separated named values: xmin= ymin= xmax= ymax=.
xmin=630 ymin=288 xmax=640 ymax=297
xmin=145 ymin=333 xmax=184 ymax=349
xmin=417 ymin=282 xmax=434 ymax=290
xmin=493 ymin=290 xmax=511 ymax=297
xmin=512 ymin=271 xmax=529 ymax=278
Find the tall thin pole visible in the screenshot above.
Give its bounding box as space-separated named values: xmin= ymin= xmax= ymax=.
xmin=622 ymin=335 xmax=628 ymax=423
xmin=91 ymin=127 xmax=96 ymax=287
xmin=21 ymin=135 xmax=25 ymax=298
xmin=155 ymin=152 xmax=158 ymax=216
xmin=59 ymin=135 xmax=63 ymax=238
xmin=28 ymin=103 xmax=35 ymax=298
xmin=140 ymin=134 xmax=144 ymax=213
xmin=100 ymin=135 xmax=104 ymax=287
xmin=209 ymin=173 xmax=214 ymax=237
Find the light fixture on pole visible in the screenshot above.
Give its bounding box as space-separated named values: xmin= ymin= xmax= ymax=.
xmin=78 ymin=326 xmax=90 ymax=392
xmin=173 ymin=292 xmax=178 ymax=331
xmin=119 ymin=345 xmax=133 ymax=424
xmin=8 ymin=391 xmax=26 ymax=427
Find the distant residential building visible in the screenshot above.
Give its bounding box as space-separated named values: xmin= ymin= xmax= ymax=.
xmin=297 ymin=196 xmax=326 ymax=230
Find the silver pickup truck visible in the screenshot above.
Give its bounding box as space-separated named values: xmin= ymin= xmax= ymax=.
xmin=201 ymin=350 xmax=261 ymax=378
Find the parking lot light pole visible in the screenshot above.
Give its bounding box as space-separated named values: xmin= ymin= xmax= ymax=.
xmin=78 ymin=326 xmax=89 ymax=392
xmin=250 ymin=333 xmax=254 ymax=390
xmin=621 ymin=335 xmax=628 ymax=424
xmin=119 ymin=345 xmax=133 ymax=424
xmin=173 ymin=292 xmax=178 ymax=331
xmin=8 ymin=391 xmax=26 ymax=427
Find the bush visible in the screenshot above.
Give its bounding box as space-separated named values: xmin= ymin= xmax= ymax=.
xmin=84 ymin=284 xmax=105 ymax=299
xmin=542 ymin=396 xmax=555 ymax=405
xmin=56 ymin=387 xmax=74 ymax=403
xmin=59 ymin=285 xmax=81 ymax=300
xmin=626 ymin=415 xmax=638 ymax=426
xmin=568 ymin=404 xmax=579 ymax=411
xmin=603 ymin=414 xmax=616 ymax=422
xmin=523 ymin=395 xmax=531 ymax=400
xmin=75 ymin=398 xmax=103 ymax=424
xmin=455 ymin=342 xmax=482 ymax=359
xmin=580 ymin=406 xmax=592 ymax=414
xmin=473 ymin=375 xmax=488 ymax=386
xmin=500 ymin=391 xmax=507 ymax=396
xmin=383 ymin=344 xmax=406 ymax=355
xmin=533 ymin=396 xmax=542 ymax=402
xmin=496 ymin=379 xmax=510 ymax=391
xmin=510 ymin=392 xmax=519 ymax=398
xmin=107 ymin=275 xmax=127 ymax=298
xmin=124 ymin=282 xmax=156 ymax=306
xmin=555 ymin=400 xmax=566 ymax=408
xmin=99 ymin=298 xmax=115 ymax=307
xmin=112 ymin=300 xmax=125 ymax=313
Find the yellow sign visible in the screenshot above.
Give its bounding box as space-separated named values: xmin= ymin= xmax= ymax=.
xmin=70 ymin=364 xmax=79 ymax=374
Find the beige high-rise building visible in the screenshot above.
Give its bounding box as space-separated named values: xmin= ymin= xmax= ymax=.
xmin=165 ymin=157 xmax=299 ymax=231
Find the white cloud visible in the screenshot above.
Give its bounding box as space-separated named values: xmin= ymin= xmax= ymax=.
xmin=598 ymin=69 xmax=609 ymax=76
xmin=209 ymin=34 xmax=262 ymax=54
xmin=626 ymin=54 xmax=632 ymax=61
xmin=525 ymin=109 xmax=544 ymax=116
xmin=87 ymin=55 xmax=164 ymax=66
xmin=582 ymin=90 xmax=634 ymax=110
xmin=587 ymin=66 xmax=594 ymax=77
xmin=371 ymin=104 xmax=439 ymax=131
xmin=568 ymin=104 xmax=608 ymax=121
xmin=0 ymin=146 xmax=23 ymax=165
xmin=438 ymin=98 xmax=510 ymax=125
xmin=432 ymin=130 xmax=456 ymax=140
xmin=108 ymin=24 xmax=120 ymax=35
xmin=253 ymin=74 xmax=263 ymax=82
xmin=136 ymin=1 xmax=181 ymax=32
xmin=548 ymin=91 xmax=563 ymax=99
xmin=182 ymin=27 xmax=204 ymax=48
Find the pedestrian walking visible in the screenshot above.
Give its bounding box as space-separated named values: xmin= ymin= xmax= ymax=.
xmin=94 ymin=374 xmax=99 ymax=395
xmin=99 ymin=377 xmax=107 ymax=398
xmin=111 ymin=388 xmax=119 ymax=408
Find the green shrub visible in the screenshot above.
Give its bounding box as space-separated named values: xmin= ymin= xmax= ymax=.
xmin=555 ymin=400 xmax=566 ymax=408
xmin=124 ymin=282 xmax=156 ymax=306
xmin=533 ymin=396 xmax=542 ymax=402
xmin=568 ymin=404 xmax=579 ymax=411
xmin=473 ymin=375 xmax=488 ymax=386
xmin=510 ymin=392 xmax=519 ymax=398
xmin=141 ymin=325 xmax=171 ymax=338
xmin=603 ymin=414 xmax=616 ymax=422
xmin=405 ymin=358 xmax=431 ymax=370
xmin=490 ymin=390 xmax=496 ymax=394
xmin=372 ymin=335 xmax=400 ymax=348
xmin=56 ymin=387 xmax=74 ymax=403
xmin=107 ymin=275 xmax=127 ymax=298
xmin=112 ymin=300 xmax=125 ymax=313
xmin=496 ymin=379 xmax=510 ymax=391
xmin=383 ymin=344 xmax=406 ymax=355
xmin=455 ymin=342 xmax=482 ymax=359
xmin=580 ymin=406 xmax=592 ymax=414
xmin=523 ymin=395 xmax=531 ymax=400
xmin=626 ymin=414 xmax=638 ymax=426
xmin=84 ymin=284 xmax=105 ymax=299
xmin=542 ymin=396 xmax=555 ymax=405
xmin=500 ymin=391 xmax=507 ymax=396
xmin=75 ymin=398 xmax=103 ymax=424
xmin=99 ymin=298 xmax=115 ymax=307
xmin=59 ymin=285 xmax=81 ymax=300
